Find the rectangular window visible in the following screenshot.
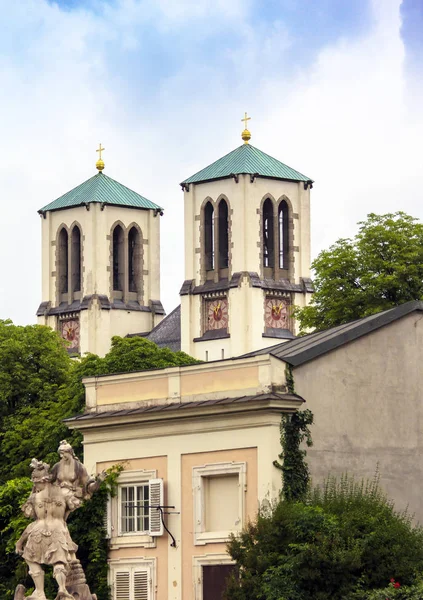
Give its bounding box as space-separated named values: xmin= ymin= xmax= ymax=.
xmin=193 ymin=461 xmax=246 ymax=545
xmin=204 ymin=474 xmax=239 ymax=532
xmin=110 ymin=560 xmax=155 ymax=600
xmin=111 ymin=471 xmax=164 ymax=545
xmin=120 ymin=484 xmax=149 ymax=534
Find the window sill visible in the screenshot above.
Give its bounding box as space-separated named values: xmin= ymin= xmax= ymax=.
xmin=195 ymin=530 xmax=239 ymax=546
xmin=109 ymin=534 xmax=156 ymax=550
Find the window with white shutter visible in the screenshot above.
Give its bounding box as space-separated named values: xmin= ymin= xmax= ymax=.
xmin=115 ymin=570 xmax=130 ymax=600
xmin=148 ymin=478 xmax=164 ymax=537
xmin=111 ymin=561 xmax=154 ymax=600
xmin=134 ymin=569 xmax=150 ymax=600
xmin=110 ymin=469 xmax=162 ymax=548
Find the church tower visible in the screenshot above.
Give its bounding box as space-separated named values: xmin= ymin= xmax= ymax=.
xmin=180 ymin=116 xmax=313 ymax=361
xmin=37 ymin=146 xmax=164 ymax=356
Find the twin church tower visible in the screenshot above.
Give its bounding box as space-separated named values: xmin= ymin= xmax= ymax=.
xmin=37 ymin=117 xmax=314 ymax=360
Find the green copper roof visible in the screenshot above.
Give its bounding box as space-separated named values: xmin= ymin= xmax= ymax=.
xmin=181 ymin=143 xmax=312 ymax=185
xmin=39 ymin=172 xmax=162 ymax=214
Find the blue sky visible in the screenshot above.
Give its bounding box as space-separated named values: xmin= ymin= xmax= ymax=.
xmin=0 ymin=0 xmax=421 ymax=324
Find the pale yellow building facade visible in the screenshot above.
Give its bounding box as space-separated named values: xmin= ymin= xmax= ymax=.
xmin=67 ymin=356 xmax=303 ymax=600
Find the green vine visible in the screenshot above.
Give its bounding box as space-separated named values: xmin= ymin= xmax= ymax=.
xmin=67 ymin=463 xmax=124 ymax=600
xmin=285 ymin=363 xmax=295 ymax=394
xmin=273 ymin=365 xmax=314 ymax=501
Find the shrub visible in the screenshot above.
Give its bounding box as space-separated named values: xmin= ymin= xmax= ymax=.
xmin=226 ymin=472 xmax=423 ymax=600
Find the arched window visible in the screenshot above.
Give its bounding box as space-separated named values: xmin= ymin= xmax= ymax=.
xmin=278 ymin=201 xmax=289 ymax=270
xmin=263 ymin=199 xmax=274 ymax=268
xmin=204 ymin=202 xmax=214 ymax=271
xmin=218 ymin=200 xmax=229 ymax=269
xmin=112 ymin=225 xmax=125 ymax=291
xmin=58 ymin=228 xmax=68 ymax=295
xmin=71 ymin=225 xmax=81 ymax=293
xmin=128 ymin=226 xmax=141 ymax=293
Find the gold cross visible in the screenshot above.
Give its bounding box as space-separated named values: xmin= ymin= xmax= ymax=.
xmin=241 ymin=112 xmax=251 ymax=129
xmin=96 ymin=143 xmax=105 ymax=160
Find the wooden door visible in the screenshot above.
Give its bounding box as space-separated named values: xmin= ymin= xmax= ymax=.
xmin=202 ymin=564 xmax=236 ymax=600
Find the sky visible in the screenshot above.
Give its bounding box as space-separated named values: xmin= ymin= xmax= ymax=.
xmin=0 ymin=0 xmax=422 ymax=324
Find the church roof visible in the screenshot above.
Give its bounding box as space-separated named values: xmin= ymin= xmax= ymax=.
xmin=127 ymin=306 xmax=181 ymax=352
xmin=38 ymin=172 xmax=163 ymax=214
xmin=242 ymin=300 xmax=423 ymax=367
xmin=181 ymin=144 xmax=313 ymax=186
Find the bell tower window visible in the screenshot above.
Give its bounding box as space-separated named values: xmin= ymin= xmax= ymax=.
xmin=71 ymin=225 xmax=81 ymax=294
xmin=278 ymin=200 xmax=289 ymax=271
xmin=218 ymin=200 xmax=229 ymax=271
xmin=128 ymin=226 xmax=141 ymax=294
xmin=58 ymin=227 xmax=68 ymax=299
xmin=263 ymin=198 xmax=274 ymax=272
xmin=204 ymin=202 xmax=214 ymax=272
xmin=113 ymin=225 xmax=125 ymax=293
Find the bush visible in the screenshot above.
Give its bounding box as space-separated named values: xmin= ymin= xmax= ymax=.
xmin=226 ymin=473 xmax=423 ymax=600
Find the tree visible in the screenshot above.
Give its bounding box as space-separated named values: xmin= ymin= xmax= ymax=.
xmin=295 ymin=212 xmax=423 ymax=332
xmin=0 ymin=320 xmax=71 ymax=418
xmin=226 ymin=473 xmax=423 ymax=600
xmin=0 ymin=327 xmax=198 ymax=598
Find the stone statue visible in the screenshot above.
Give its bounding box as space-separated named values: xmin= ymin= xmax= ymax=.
xmin=14 ymin=442 xmax=104 ymax=600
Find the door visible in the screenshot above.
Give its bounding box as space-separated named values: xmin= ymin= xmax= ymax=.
xmin=202 ymin=564 xmax=236 ymax=600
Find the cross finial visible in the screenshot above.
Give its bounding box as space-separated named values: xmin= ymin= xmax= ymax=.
xmin=241 ymin=112 xmax=251 ymax=129
xmin=241 ymin=112 xmax=251 ymax=144
xmin=96 ymin=143 xmax=105 ymax=171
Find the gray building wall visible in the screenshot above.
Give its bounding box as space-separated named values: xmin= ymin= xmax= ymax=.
xmin=293 ymin=313 xmax=423 ymax=521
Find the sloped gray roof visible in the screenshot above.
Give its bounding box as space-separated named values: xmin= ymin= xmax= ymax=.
xmin=65 ymin=392 xmax=304 ymax=424
xmin=145 ymin=305 xmax=181 ymax=352
xmin=241 ymin=301 xmax=423 ymax=367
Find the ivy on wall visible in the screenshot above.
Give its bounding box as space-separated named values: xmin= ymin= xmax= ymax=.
xmin=274 ymin=364 xmax=314 ymax=501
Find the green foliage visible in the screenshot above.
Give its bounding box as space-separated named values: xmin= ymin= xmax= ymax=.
xmin=274 ymin=409 xmax=313 ymax=502
xmin=0 ymin=325 xmax=198 ymax=598
xmin=346 ymin=580 xmax=423 ymax=599
xmin=68 ymin=466 xmax=123 ymax=600
xmin=294 ymin=212 xmax=423 ymax=332
xmin=101 ymin=335 xmax=201 ymax=373
xmin=226 ymin=472 xmax=423 ymax=600
xmin=0 ymin=320 xmax=71 ymax=417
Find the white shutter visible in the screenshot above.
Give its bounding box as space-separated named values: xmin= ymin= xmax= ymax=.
xmin=115 ymin=570 xmax=130 ymax=600
xmin=148 ymin=478 xmax=164 ymax=536
xmin=134 ymin=569 xmax=150 ymax=600
xmin=104 ymin=495 xmax=112 ymax=539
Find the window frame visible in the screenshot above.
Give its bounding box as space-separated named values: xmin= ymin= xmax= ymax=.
xmin=109 ymin=557 xmax=156 ymax=600
xmin=192 ymin=461 xmax=247 ymax=545
xmin=109 ymin=469 xmax=158 ymax=549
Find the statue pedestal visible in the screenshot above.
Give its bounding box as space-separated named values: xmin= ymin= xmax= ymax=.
xmin=65 ymin=559 xmax=97 ymax=600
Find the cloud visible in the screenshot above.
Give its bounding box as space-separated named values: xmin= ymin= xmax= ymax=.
xmin=0 ymin=0 xmax=421 ymax=325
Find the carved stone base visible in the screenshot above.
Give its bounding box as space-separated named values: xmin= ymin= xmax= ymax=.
xmin=65 ymin=560 xmax=97 ymax=600
xmin=14 ymin=561 xmax=97 ymax=600
xmin=14 ymin=585 xmax=26 ymax=600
